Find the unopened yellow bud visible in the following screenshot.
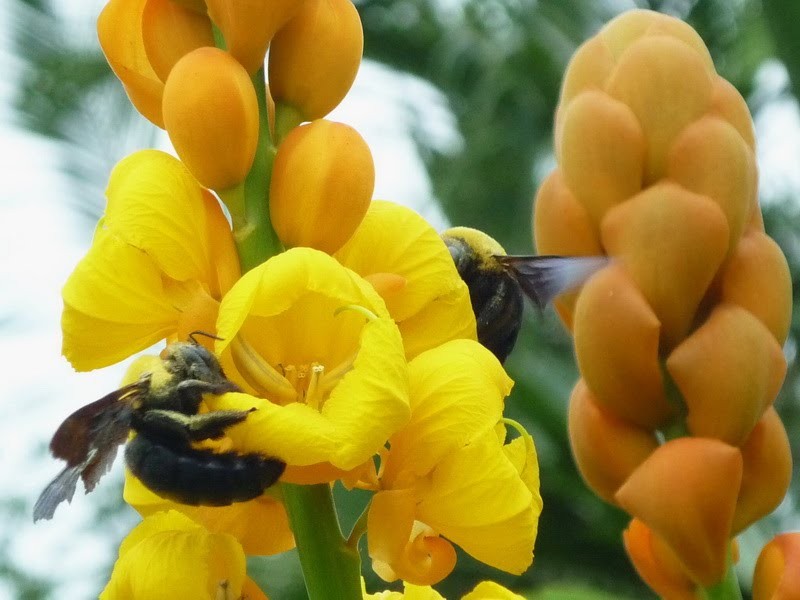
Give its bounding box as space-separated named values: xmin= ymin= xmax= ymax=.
xmin=270 ymin=120 xmax=374 ymax=254
xmin=205 ymin=0 xmax=304 ymax=74
xmin=163 ymin=47 xmax=259 ymax=190
xmin=269 ymin=0 xmax=363 ymax=121
xmin=141 ymin=0 xmax=214 ymax=82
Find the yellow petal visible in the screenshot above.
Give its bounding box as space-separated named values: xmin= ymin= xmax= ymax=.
xmin=606 ymin=35 xmax=713 ymax=182
xmin=601 ymin=182 xmax=729 ymax=349
xmin=615 ymin=437 xmax=742 ymax=586
xmin=381 ymin=339 xmax=512 ymax=487
xmin=572 ymin=263 xmax=673 ymax=428
xmin=62 ymin=230 xmax=179 ymax=370
xmin=462 ymin=582 xmax=525 ymax=600
xmin=416 ymin=428 xmax=540 ymax=575
xmin=123 ymin=472 xmax=294 ymax=555
xmin=98 ymin=0 xmax=165 ymax=127
xmin=559 ymin=90 xmax=645 ymax=227
xmin=667 ymin=116 xmax=756 ymax=253
xmin=719 ymin=231 xmax=792 ymax=344
xmin=367 ymin=489 xmax=457 ymax=586
xmin=101 ymin=510 xmax=246 ymax=600
xmin=666 ymin=304 xmax=786 ymax=446
xmin=336 ymin=201 xmax=476 ymax=357
xmin=104 ymin=150 xmax=236 ymax=287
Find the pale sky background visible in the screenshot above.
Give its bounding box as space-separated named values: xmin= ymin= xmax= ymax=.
xmin=1 ymin=1 xmax=800 ymax=597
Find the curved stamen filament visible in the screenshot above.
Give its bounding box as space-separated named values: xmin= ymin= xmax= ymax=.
xmin=231 ymin=336 xmax=297 ymax=403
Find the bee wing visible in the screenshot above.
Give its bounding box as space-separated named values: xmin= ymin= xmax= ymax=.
xmin=33 ymin=464 xmax=81 ymax=522
xmin=34 ymin=383 xmax=140 ymax=522
xmin=498 ymin=255 xmax=610 ymax=309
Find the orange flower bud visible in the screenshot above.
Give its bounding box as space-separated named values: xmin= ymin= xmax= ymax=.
xmin=605 ymin=33 xmax=714 ymax=184
xmin=753 ymin=533 xmax=800 ymax=600
xmin=532 ymin=171 xmax=602 ymax=329
xmin=573 ymin=263 xmax=674 ymax=428
xmin=141 ymin=0 xmax=214 ymax=82
xmin=733 ymin=408 xmax=792 ymax=534
xmin=98 ymin=0 xmax=165 ymax=126
xmin=559 ymin=90 xmax=645 ymax=227
xmin=601 ymin=182 xmax=729 ymax=350
xmin=667 ymin=304 xmax=786 ymax=446
xmin=667 ymin=116 xmax=756 ymax=254
xmin=162 ymin=47 xmax=259 ymax=190
xmin=615 ymin=437 xmax=742 ymax=586
xmin=568 ymin=381 xmax=659 ymax=504
xmin=719 ymin=231 xmax=793 ymax=344
xmin=270 ymin=120 xmax=374 ymax=254
xmin=623 ymin=519 xmax=700 ymax=600
xmin=205 ymin=0 xmax=304 ymax=74
xmin=709 ymin=77 xmax=756 ymax=151
xmin=269 ymin=0 xmax=363 ymax=121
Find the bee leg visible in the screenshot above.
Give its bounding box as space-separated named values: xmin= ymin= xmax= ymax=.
xmin=176 ymin=378 xmax=241 ymax=396
xmin=137 ymin=409 xmax=253 ymax=442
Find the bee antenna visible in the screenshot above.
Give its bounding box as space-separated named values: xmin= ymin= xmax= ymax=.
xmin=188 ymin=330 xmax=225 ymax=345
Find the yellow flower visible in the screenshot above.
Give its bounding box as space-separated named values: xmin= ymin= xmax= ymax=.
xmin=366 ymin=340 xmax=541 ymax=585
xmin=335 ymin=201 xmax=477 ymax=359
xmin=101 ymin=510 xmax=268 ymax=600
xmin=207 ymin=247 xmax=410 ymax=480
xmin=62 ymin=150 xmax=239 ymax=370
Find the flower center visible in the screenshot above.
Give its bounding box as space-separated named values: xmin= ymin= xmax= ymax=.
xmin=230 ymin=335 xmax=357 ymax=409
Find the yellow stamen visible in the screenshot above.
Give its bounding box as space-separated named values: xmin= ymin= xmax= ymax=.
xmin=230 ymin=336 xmax=296 ymax=403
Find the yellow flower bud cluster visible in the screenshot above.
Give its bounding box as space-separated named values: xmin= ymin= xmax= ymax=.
xmin=534 ymin=9 xmax=792 ymax=595
xmin=98 ymin=0 xmax=364 ymax=194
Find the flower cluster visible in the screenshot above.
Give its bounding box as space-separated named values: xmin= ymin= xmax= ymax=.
xmin=58 ymin=0 xmax=543 ymax=597
xmin=534 ymin=9 xmax=792 ymax=597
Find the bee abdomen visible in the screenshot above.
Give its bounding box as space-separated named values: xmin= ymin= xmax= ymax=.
xmin=124 ymin=434 xmax=285 ymax=506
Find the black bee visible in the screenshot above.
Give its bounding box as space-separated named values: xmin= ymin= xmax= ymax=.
xmin=442 ymin=227 xmax=608 ymax=362
xmin=33 ymin=337 xmax=285 ymax=522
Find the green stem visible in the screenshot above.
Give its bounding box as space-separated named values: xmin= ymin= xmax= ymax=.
xmin=282 ymin=483 xmax=363 ymax=599
xmin=225 ymin=67 xmax=283 ymax=273
xmin=699 ymin=552 xmax=743 ymax=600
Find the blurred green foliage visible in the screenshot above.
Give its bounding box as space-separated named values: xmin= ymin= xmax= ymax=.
xmin=8 ymin=0 xmax=800 ymax=598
